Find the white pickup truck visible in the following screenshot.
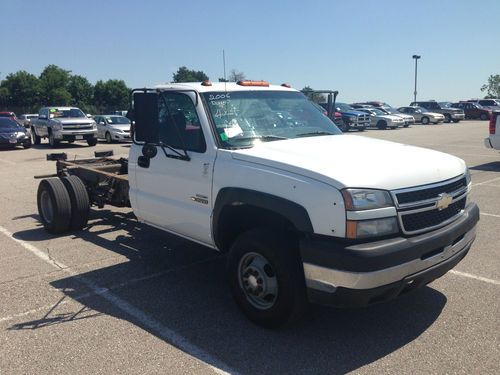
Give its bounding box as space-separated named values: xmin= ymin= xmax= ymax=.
xmin=36 ymin=81 xmax=479 ymax=327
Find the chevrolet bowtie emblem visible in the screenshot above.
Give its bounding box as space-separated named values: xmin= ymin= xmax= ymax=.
xmin=436 ymin=193 xmax=453 ymax=210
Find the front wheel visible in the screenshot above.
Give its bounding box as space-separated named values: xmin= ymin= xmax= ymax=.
xmin=480 ymin=113 xmax=489 ymax=121
xmin=31 ymin=128 xmax=41 ymax=145
xmin=376 ymin=120 xmax=387 ymax=130
xmin=227 ymin=228 xmax=308 ymax=328
xmin=87 ymin=138 xmax=97 ymax=146
xmin=421 ymin=116 xmax=430 ymax=125
xmin=444 ymin=114 xmax=452 ymax=123
xmin=48 ymin=132 xmax=59 ymax=147
xmin=105 ymin=132 xmax=113 ymax=143
xmin=452 ymin=119 xmax=460 ymax=123
xmin=357 ymin=127 xmax=365 ymax=132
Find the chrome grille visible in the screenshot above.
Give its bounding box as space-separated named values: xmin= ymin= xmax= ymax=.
xmin=63 ymin=123 xmax=92 ymax=130
xmin=392 ymin=174 xmax=469 ymax=234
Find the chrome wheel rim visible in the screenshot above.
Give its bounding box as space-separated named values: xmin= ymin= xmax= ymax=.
xmin=40 ymin=190 xmax=54 ymax=224
xmin=238 ymin=252 xmax=278 ymax=310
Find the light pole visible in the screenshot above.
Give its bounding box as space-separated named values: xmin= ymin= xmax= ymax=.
xmin=412 ymin=55 xmax=421 ymax=103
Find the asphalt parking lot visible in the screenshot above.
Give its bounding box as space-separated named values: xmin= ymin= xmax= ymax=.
xmin=0 ymin=121 xmax=499 ymax=375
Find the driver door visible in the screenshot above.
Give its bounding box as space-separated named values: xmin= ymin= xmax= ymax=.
xmin=131 ymin=91 xmax=216 ymax=246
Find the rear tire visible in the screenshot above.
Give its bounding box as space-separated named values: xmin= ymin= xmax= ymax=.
xmin=37 ymin=178 xmax=72 ymax=233
xmin=61 ymin=175 xmax=90 ymax=230
xmin=87 ymin=138 xmax=97 ymax=146
xmin=31 ymin=128 xmax=41 ymax=145
xmin=23 ymin=140 xmax=32 ymax=149
xmin=421 ymin=116 xmax=430 ymax=125
xmin=357 ymin=127 xmax=365 ymax=132
xmin=227 ymin=228 xmax=308 ymax=328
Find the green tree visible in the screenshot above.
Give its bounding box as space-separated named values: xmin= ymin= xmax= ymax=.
xmin=39 ymin=64 xmax=72 ymax=105
xmin=172 ymin=66 xmax=209 ymax=82
xmin=301 ymin=86 xmax=324 ymax=103
xmin=0 ymin=70 xmax=40 ymax=109
xmin=481 ymin=74 xmax=500 ymax=99
xmin=94 ymin=79 xmax=129 ymax=111
xmin=67 ymin=75 xmax=93 ymax=109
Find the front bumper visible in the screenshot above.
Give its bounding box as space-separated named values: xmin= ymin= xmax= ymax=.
xmin=110 ymin=130 xmax=131 ymax=141
xmin=54 ymin=129 xmax=97 ymax=141
xmin=451 ymin=113 xmax=465 ymax=120
xmin=301 ymin=202 xmax=479 ymax=307
xmin=0 ymin=135 xmax=30 ymax=145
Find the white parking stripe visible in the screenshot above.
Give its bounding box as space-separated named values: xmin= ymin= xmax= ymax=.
xmin=449 ymin=270 xmax=500 ymax=286
xmin=473 ymin=176 xmax=500 ymax=186
xmin=0 ymin=225 xmax=237 ymax=375
xmin=481 ymin=212 xmax=500 ymax=218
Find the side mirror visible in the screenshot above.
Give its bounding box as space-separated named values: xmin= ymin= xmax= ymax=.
xmin=142 ymin=143 xmax=158 ymax=158
xmin=87 ymin=114 xmax=92 ymax=118
xmin=99 ymin=121 xmax=105 ymax=125
xmin=133 ymin=92 xmax=159 ymax=143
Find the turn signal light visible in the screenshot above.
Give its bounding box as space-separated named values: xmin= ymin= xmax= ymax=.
xmin=237 ymin=80 xmax=270 ymax=87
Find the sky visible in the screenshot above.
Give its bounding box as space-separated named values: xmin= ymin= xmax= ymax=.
xmin=1 ymin=0 xmax=499 ymax=107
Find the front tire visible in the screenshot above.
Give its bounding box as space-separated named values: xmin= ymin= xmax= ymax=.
xmin=48 ymin=131 xmax=59 ymax=148
xmin=37 ymin=178 xmax=72 ymax=233
xmin=31 ymin=128 xmax=41 ymax=145
xmin=105 ymin=132 xmax=113 ymax=143
xmin=444 ymin=114 xmax=452 ymax=123
xmin=480 ymin=113 xmax=489 ymax=120
xmin=227 ymin=228 xmax=308 ymax=328
xmin=87 ymin=138 xmax=97 ymax=146
xmin=376 ymin=120 xmax=387 ymax=130
xmin=421 ymin=116 xmax=430 ymax=125
xmin=452 ymin=119 xmax=460 ymax=123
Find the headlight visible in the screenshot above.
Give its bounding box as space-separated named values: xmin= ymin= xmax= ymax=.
xmin=52 ymin=123 xmax=62 ymax=130
xmin=342 ymin=189 xmax=393 ymax=210
xmin=465 ymin=168 xmax=471 ymax=186
xmin=91 ymin=122 xmax=97 ymax=129
xmin=346 ymin=217 xmax=399 ymax=239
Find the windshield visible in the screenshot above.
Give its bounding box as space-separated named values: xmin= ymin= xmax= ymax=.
xmin=49 ymin=108 xmax=86 ymax=118
xmin=0 ymin=118 xmax=23 ymax=130
xmin=415 ymin=106 xmax=428 ymax=112
xmin=203 ymin=91 xmax=341 ymax=148
xmin=335 ymin=103 xmax=354 ymax=111
xmin=371 ymin=108 xmax=387 ymax=115
xmin=439 ymin=102 xmax=452 ymax=108
xmin=105 ymin=116 xmax=130 ymax=124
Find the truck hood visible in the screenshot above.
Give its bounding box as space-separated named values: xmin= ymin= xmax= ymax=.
xmin=443 ymin=107 xmax=462 ymax=113
xmin=231 ymin=135 xmax=466 ymax=190
xmin=340 ymin=110 xmax=365 ymax=116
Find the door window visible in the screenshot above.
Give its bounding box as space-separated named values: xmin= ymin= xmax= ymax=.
xmin=158 ymin=92 xmax=206 ymax=153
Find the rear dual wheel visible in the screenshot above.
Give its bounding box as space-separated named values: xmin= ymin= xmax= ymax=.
xmin=37 ymin=176 xmax=90 ymax=233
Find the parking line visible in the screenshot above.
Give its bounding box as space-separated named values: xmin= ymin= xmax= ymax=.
xmin=481 ymin=212 xmax=500 ymax=218
xmin=473 ymin=176 xmax=500 ymax=186
xmin=0 ymin=225 xmax=237 ymax=375
xmin=449 ymin=270 xmax=500 ymax=286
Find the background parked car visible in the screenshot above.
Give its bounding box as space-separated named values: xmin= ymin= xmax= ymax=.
xmin=410 ymin=100 xmax=464 ymax=123
xmin=0 ymin=117 xmax=31 ymax=149
xmin=356 ymin=107 xmax=405 ymax=129
xmin=0 ymin=112 xmax=17 ymax=120
xmin=398 ymin=106 xmax=445 ymax=124
xmin=95 ymin=115 xmax=131 ymax=143
xmin=466 ymin=99 xmax=500 ymax=110
xmin=451 ymin=102 xmax=492 ymax=120
xmin=377 ymin=107 xmax=415 ymax=127
xmin=18 ymin=114 xmax=38 ymax=128
xmin=485 ymin=110 xmax=500 ymax=151
xmin=310 ymin=102 xmax=345 ymax=130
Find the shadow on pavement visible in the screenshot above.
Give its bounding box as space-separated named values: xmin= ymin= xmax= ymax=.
xmin=470 ymin=161 xmax=500 ymax=172
xmin=13 ymin=209 xmax=447 ymax=374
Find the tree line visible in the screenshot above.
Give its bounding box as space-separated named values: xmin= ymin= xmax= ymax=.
xmin=0 ymin=65 xmax=130 ymax=115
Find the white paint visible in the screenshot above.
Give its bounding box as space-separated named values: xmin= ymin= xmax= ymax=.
xmin=0 ymin=225 xmax=236 ymax=375
xmin=449 ymin=270 xmax=500 ymax=286
xmin=481 ymin=212 xmax=500 ymax=218
xmin=473 ymin=176 xmax=500 ymax=186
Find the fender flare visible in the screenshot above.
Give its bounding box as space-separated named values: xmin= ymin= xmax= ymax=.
xmin=212 ymin=187 xmax=314 ymax=250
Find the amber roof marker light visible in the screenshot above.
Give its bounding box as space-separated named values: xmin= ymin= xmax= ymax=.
xmin=236 ymin=80 xmax=270 ymax=87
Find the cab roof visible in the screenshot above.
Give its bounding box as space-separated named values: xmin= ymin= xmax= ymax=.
xmin=153 ymin=82 xmax=298 ymax=93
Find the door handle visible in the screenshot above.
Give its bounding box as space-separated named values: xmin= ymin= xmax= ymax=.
xmin=138 ymin=156 xmax=150 ymax=168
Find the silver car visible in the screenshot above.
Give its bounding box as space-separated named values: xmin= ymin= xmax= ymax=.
xmin=95 ymin=115 xmax=131 ymax=143
xmin=397 ymin=106 xmax=445 ymax=124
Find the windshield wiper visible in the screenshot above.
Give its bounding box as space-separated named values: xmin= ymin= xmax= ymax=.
xmin=230 ymin=135 xmax=288 ymax=142
xmin=295 ymin=131 xmax=335 ymax=137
